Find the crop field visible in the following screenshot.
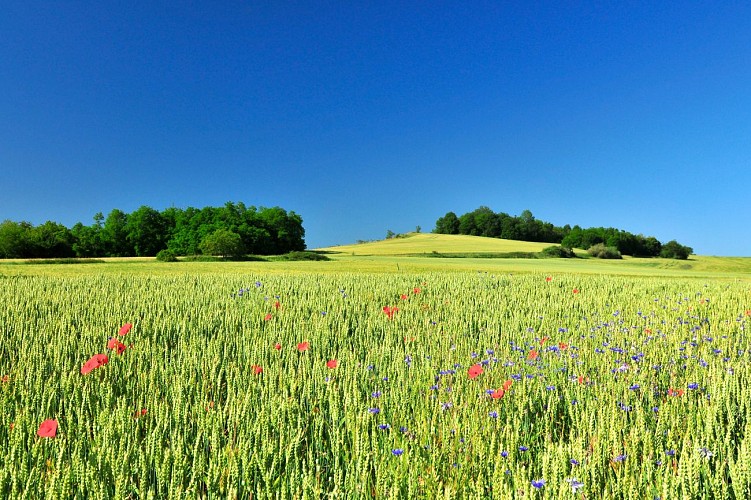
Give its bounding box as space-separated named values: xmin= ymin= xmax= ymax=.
xmin=2 ymin=259 xmax=751 ymax=498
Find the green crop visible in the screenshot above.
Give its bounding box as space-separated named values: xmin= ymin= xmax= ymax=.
xmin=1 ymin=271 xmax=750 ymax=498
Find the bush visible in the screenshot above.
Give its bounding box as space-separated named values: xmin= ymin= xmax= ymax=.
xmin=274 ymin=251 xmax=331 ymax=261
xmin=156 ymin=249 xmax=178 ymax=262
xmin=587 ymin=243 xmax=622 ymax=259
xmin=541 ymin=245 xmax=576 ymax=258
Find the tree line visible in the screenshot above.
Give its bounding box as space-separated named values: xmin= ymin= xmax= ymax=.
xmin=0 ymin=202 xmax=306 ymax=259
xmin=434 ymin=207 xmax=693 ymax=259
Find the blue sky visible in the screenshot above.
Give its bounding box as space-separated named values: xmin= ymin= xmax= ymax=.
xmin=2 ymin=2 xmax=750 ymax=256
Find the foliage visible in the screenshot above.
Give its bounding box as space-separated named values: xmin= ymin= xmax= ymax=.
xmin=0 ymin=271 xmax=750 ymax=497
xmin=0 ymin=202 xmax=306 ymax=259
xmin=155 ymin=249 xmax=179 ymax=262
xmin=199 ymin=229 xmax=244 ymax=258
xmin=660 ymin=240 xmax=693 ymax=260
xmin=541 ymin=245 xmax=576 ymax=258
xmin=273 ymin=251 xmax=331 ymax=261
xmin=587 ymin=243 xmax=623 ymax=259
xmin=433 ymin=207 xmax=691 ymax=258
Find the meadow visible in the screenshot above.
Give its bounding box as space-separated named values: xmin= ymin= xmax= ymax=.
xmin=1 ymin=236 xmax=751 ymax=498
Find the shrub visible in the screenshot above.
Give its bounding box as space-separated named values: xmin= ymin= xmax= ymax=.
xmin=274 ymin=251 xmax=331 ymax=261
xmin=587 ymin=243 xmax=622 ymax=259
xmin=541 ymin=245 xmax=576 ymax=258
xmin=156 ymin=249 xmax=178 ymax=262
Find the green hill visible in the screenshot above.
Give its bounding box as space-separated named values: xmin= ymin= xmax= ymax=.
xmin=316 ymin=233 xmax=555 ymax=256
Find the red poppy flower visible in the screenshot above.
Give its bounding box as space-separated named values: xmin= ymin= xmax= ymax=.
xmin=81 ymin=354 xmax=109 ymax=375
xmin=274 ymin=300 xmax=281 ymax=310
xmin=274 ymin=342 xmax=282 ymax=350
xmin=558 ymin=342 xmax=568 ymax=350
xmin=400 ymin=294 xmax=408 ymax=300
xmin=118 ymin=323 xmax=132 ymax=336
xmin=107 ymin=337 xmax=118 ymax=349
xmin=545 ymin=276 xmax=552 ymax=282
xmin=115 ymin=342 xmax=127 ymax=355
xmin=503 ymin=379 xmax=513 ymax=391
xmin=539 ymin=336 xmax=549 ymax=346
xmin=745 ymin=310 xmax=751 ymax=317
xmin=383 ymin=306 xmax=399 ymax=319
xmin=644 ymin=328 xmax=652 ymax=335
xmin=264 ymin=313 xmax=272 ymax=321
xmin=490 ymin=388 xmax=505 ymax=399
xmin=133 ymin=408 xmax=147 ymax=418
xmin=413 ymin=287 xmax=421 ymax=294
xmin=37 ymin=419 xmax=58 ymax=438
xmin=468 ymin=364 xmax=484 ymax=379
xmin=668 ymin=388 xmax=684 ymax=397
xmin=572 ymin=288 xmax=580 ymax=294
xmin=252 ymin=365 xmax=263 ymax=375
xmin=527 ymin=349 xmax=539 ymax=361
xmin=297 ymin=341 xmax=310 ymax=352
xmin=1 ymin=375 xmax=9 ymax=383
xmin=326 ymin=359 xmax=338 ymax=369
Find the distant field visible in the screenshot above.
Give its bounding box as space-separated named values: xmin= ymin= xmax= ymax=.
xmin=317 ymin=233 xmax=553 ymax=256
xmin=2 ymin=234 xmax=750 ymax=279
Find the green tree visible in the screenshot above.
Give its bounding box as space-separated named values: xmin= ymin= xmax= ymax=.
xmin=126 ymin=206 xmax=168 ymax=256
xmin=0 ymin=220 xmax=31 ymax=258
xmin=199 ymin=229 xmax=244 ymax=258
xmin=434 ymin=212 xmax=460 ymax=234
xmin=101 ymin=209 xmax=131 ymax=256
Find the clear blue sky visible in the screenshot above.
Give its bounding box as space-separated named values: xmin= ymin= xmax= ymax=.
xmin=2 ymin=2 xmax=750 ymax=256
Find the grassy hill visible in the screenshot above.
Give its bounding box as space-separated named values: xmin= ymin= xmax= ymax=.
xmin=316 ymin=233 xmax=555 ymax=256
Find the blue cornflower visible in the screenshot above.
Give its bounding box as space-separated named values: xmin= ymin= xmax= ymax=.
xmin=489 ymin=411 xmax=498 ymax=418
xmin=567 ymin=478 xmax=584 ymax=493
xmin=688 ymin=383 xmax=699 ymax=390
xmin=378 ymin=424 xmax=390 ymax=430
xmin=392 ymin=449 xmax=403 ymax=456
xmin=501 ymin=450 xmax=508 ymax=458
xmin=368 ymin=407 xmax=380 ymax=415
xmin=371 ymin=391 xmax=382 ymax=398
xmin=519 ymin=446 xmax=528 ymax=452
xmin=613 ymin=454 xmax=627 ymax=462
xmin=531 ymin=479 xmax=545 ymax=489
xmin=666 ymin=450 xmax=675 ymax=456
xmin=629 ymin=384 xmax=640 ymax=390
xmin=570 ymin=458 xmax=580 ymax=466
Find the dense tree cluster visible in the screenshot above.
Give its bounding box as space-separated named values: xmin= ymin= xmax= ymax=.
xmin=434 ymin=207 xmax=693 ymax=259
xmin=0 ymin=202 xmax=305 ymax=259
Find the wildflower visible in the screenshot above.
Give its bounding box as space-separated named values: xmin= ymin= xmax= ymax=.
xmin=383 ymin=306 xmax=399 ymax=319
xmin=1 ymin=375 xmax=8 ymax=383
xmin=490 ymin=388 xmax=505 ymax=399
xmin=371 ymin=391 xmax=381 ymax=398
xmin=539 ymin=337 xmax=549 ymax=346
xmin=81 ymin=354 xmax=108 ymax=375
xmin=274 ymin=342 xmax=282 ymax=350
xmin=297 ymin=342 xmax=310 ymax=352
xmin=392 ymin=448 xmax=404 ymax=456
xmin=503 ymin=379 xmax=513 ymax=391
xmin=489 ymin=411 xmax=499 ymax=418
xmin=37 ymin=419 xmax=58 ymax=438
xmin=519 ymin=446 xmax=529 ymax=452
xmin=527 ymin=349 xmax=539 ymax=361
xmin=264 ymin=313 xmax=272 ymax=321
xmin=570 ymin=458 xmax=580 ymax=466
xmin=252 ymin=365 xmax=263 ymax=375
xmin=378 ymin=424 xmax=390 ymax=430
xmin=133 ymin=408 xmax=147 ymax=418
xmin=107 ymin=337 xmax=119 ymax=349
xmin=567 ymin=478 xmax=584 ymax=493
xmin=613 ymin=454 xmax=627 ymax=462
xmin=666 ymin=450 xmax=676 ymax=456
xmin=118 ymin=323 xmax=132 ymax=336
xmin=629 ymin=384 xmax=640 ymax=390
xmin=545 ymin=276 xmax=552 ymax=282
xmin=274 ymin=300 xmax=281 ymax=310
xmin=688 ymin=382 xmax=699 ymax=390
xmin=368 ymin=407 xmax=380 ymax=415
xmin=501 ymin=450 xmax=508 ymax=457
xmin=400 ymin=294 xmax=408 ymax=300
xmin=668 ymin=388 xmax=684 ymax=397
xmin=698 ymin=447 xmax=714 ymax=459
xmin=413 ymin=287 xmax=421 ymax=294
xmin=573 ymin=288 xmax=580 ymax=294
xmin=467 ymin=364 xmax=484 ymax=379
xmin=326 ymin=359 xmax=338 ymax=369
xmin=531 ymin=479 xmax=545 ymax=489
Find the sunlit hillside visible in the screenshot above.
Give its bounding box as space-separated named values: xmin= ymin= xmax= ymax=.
xmin=316 ymin=233 xmax=553 ymax=255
